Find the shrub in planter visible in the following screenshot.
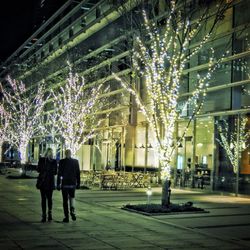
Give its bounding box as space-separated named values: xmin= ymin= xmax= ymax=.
xmin=123 ymin=202 xmax=204 ymax=214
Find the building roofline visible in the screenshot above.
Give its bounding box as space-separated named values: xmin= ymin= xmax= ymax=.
xmin=0 ymin=0 xmax=73 ymax=72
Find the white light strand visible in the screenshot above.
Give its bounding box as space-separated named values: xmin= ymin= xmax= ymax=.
xmin=216 ymin=117 xmax=250 ymax=173
xmin=114 ymin=1 xmax=223 ymax=181
xmin=0 ymin=104 xmax=11 ymax=148
xmin=49 ymin=65 xmax=104 ymax=156
xmin=0 ymin=76 xmax=46 ymax=163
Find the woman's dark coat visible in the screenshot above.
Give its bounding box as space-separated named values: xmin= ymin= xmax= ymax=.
xmin=37 ymin=157 xmax=57 ymax=190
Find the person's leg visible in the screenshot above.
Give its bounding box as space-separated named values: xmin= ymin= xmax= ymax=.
xmin=40 ymin=189 xmax=46 ymax=222
xmin=201 ymin=177 xmax=204 ymax=189
xmin=62 ymin=188 xmax=69 ymax=222
xmin=69 ymin=188 xmax=76 ymax=221
xmin=197 ymin=178 xmax=201 ymax=188
xmin=46 ymin=190 xmax=53 ymax=221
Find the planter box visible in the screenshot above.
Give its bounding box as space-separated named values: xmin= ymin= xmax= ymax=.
xmin=121 ymin=203 xmax=208 ymax=216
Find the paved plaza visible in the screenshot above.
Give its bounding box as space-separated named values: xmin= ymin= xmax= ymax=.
xmin=0 ymin=175 xmax=250 ymax=249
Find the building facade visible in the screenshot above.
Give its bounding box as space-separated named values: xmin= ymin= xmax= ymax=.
xmin=1 ymin=0 xmax=250 ymax=195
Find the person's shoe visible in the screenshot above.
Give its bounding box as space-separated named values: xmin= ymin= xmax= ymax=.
xmin=70 ymin=207 xmax=76 ymax=221
xmin=48 ymin=212 xmax=52 ymax=221
xmin=62 ymin=217 xmax=69 ymax=223
xmin=41 ymin=216 xmax=46 ymax=223
xmin=70 ymin=212 xmax=76 ymax=221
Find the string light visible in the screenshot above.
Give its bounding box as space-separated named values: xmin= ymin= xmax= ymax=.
xmin=216 ymin=116 xmax=250 ymax=173
xmin=48 ymin=64 xmax=104 ymax=156
xmin=113 ymin=1 xmax=220 ymax=181
xmin=0 ymin=76 xmax=46 ymax=163
xmin=0 ymin=104 xmax=11 ymax=150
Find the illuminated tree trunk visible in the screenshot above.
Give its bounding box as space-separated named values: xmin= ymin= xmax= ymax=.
xmin=0 ymin=143 xmax=2 ymax=162
xmin=19 ymin=142 xmax=28 ymax=164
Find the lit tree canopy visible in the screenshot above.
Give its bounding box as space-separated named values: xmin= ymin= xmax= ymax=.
xmin=49 ymin=66 xmax=105 ymax=156
xmin=114 ymin=0 xmax=231 ymax=180
xmin=216 ymin=116 xmax=250 ymax=173
xmin=0 ymin=76 xmax=46 ymax=163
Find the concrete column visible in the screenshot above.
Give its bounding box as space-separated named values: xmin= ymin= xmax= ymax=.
xmin=121 ymin=126 xmax=125 ymax=171
xmin=191 ymin=119 xmax=197 ymax=188
xmin=210 ymin=117 xmax=215 ymax=191
xmin=144 ymin=123 xmax=148 ymax=173
xmin=91 ymin=138 xmax=96 ymax=171
xmin=132 ymin=126 xmax=136 ymax=172
xmin=173 ymin=122 xmax=179 ymax=187
xmin=34 ymin=142 xmax=39 ymax=162
xmin=236 ymin=114 xmax=240 ymax=196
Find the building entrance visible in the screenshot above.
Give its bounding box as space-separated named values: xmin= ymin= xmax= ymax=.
xmin=175 ymin=117 xmax=214 ymax=189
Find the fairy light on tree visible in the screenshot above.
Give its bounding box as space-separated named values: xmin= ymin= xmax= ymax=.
xmin=0 ymin=104 xmax=10 ymax=144
xmin=114 ymin=0 xmax=231 ymax=205
xmin=0 ymin=104 xmax=11 ymax=161
xmin=0 ymin=76 xmax=46 ymax=163
xmin=49 ymin=65 xmax=104 ymax=157
xmin=44 ymin=123 xmax=61 ymax=158
xmin=216 ymin=116 xmax=250 ymax=174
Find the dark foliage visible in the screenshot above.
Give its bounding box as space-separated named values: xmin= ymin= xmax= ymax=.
xmin=123 ymin=202 xmax=204 ymax=214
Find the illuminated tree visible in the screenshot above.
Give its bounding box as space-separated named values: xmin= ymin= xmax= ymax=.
xmin=114 ymin=0 xmax=231 ymax=205
xmin=0 ymin=104 xmax=11 ymax=161
xmin=0 ymin=104 xmax=9 ymax=144
xmin=49 ymin=66 xmax=105 ymax=157
xmin=0 ymin=76 xmax=46 ymax=163
xmin=216 ymin=116 xmax=250 ymax=174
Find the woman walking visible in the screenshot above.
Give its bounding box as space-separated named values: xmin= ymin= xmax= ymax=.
xmin=37 ymin=148 xmax=57 ymax=222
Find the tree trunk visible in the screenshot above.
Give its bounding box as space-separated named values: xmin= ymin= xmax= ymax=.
xmin=0 ymin=143 xmax=2 ymax=162
xmin=19 ymin=146 xmax=27 ymax=164
xmin=161 ymin=179 xmax=171 ymax=206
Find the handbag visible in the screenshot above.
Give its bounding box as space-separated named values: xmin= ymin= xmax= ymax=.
xmin=36 ymin=173 xmax=46 ymax=189
xmin=36 ymin=158 xmax=47 ymax=189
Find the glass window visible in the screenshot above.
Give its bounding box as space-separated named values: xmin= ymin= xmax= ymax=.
xmin=200 ymin=89 xmax=231 ymax=113
xmin=177 ymin=97 xmax=188 ymax=117
xmin=242 ymin=83 xmax=250 ymax=109
xmin=234 ymin=28 xmax=250 ymax=54
xmin=179 ymin=75 xmax=189 ymax=94
xmin=69 ymin=28 xmax=74 ymax=38
xmin=194 ymin=117 xmax=214 ymax=189
xmin=234 ymin=1 xmax=250 ymax=27
xmin=190 ymin=35 xmax=232 ymax=68
xmin=233 ymin=56 xmax=250 ymax=82
xmin=175 ymin=120 xmax=194 ymax=187
xmin=209 ymin=62 xmax=231 ymax=87
xmin=214 ymin=115 xmax=250 ymax=195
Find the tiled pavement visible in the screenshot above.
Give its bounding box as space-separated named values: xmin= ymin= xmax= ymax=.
xmin=0 ymin=175 xmax=250 ymax=249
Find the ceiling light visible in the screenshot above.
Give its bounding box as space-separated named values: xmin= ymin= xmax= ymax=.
xmin=81 ymin=6 xmax=90 ymax=10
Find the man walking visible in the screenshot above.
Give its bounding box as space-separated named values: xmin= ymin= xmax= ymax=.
xmin=57 ymin=149 xmax=80 ymax=222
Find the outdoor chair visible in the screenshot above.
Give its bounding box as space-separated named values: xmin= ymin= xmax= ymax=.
xmin=101 ymin=172 xmax=117 ymax=190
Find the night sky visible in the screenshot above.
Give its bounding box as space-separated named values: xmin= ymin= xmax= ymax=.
xmin=0 ymin=0 xmax=67 ymax=64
